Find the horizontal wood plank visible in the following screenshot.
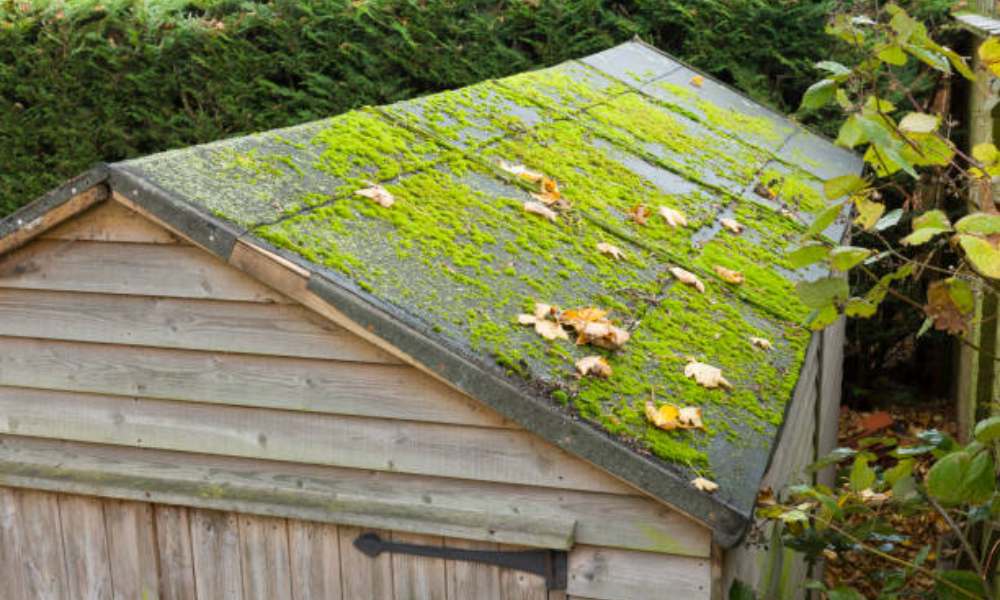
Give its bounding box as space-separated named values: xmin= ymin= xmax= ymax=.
xmin=0 ymin=387 xmax=617 ymax=496
xmin=0 ymin=435 xmax=710 ymax=555
xmin=0 ymin=289 xmax=400 ymax=364
xmin=0 ymin=239 xmax=287 ymax=303
xmin=0 ymin=337 xmax=510 ymax=428
xmin=42 ymin=200 xmax=183 ymax=244
xmin=567 ymin=545 xmax=711 ymax=600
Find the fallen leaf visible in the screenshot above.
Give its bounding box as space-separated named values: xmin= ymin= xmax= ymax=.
xmin=560 ymin=307 xmax=608 ymax=328
xmin=524 ymin=201 xmax=557 ymax=222
xmin=596 ymin=242 xmax=625 ymax=260
xmin=749 ymin=336 xmax=773 ymax=351
xmin=690 ymin=75 xmax=705 ymax=88
xmin=713 ymin=265 xmax=744 ymax=285
xmin=628 ymin=204 xmax=651 ymax=226
xmin=517 ymin=314 xmax=537 ymax=325
xmin=576 ymin=355 xmax=612 ymax=378
xmin=499 ymin=161 xmax=544 ymax=183
xmin=645 ymin=401 xmax=679 ymax=430
xmin=720 ymin=217 xmax=744 ymax=234
xmin=691 ymin=477 xmax=719 ymax=493
xmin=590 ymin=325 xmax=630 ymax=350
xmin=684 ymin=361 xmax=732 ymax=389
xmin=534 ymin=319 xmax=569 ymax=340
xmin=659 ymin=206 xmax=688 ymax=228
xmin=670 ymin=267 xmax=705 ymax=293
xmin=677 ymin=406 xmax=705 ymax=430
xmin=355 ymin=184 xmax=394 ymax=207
xmin=560 ymin=307 xmax=630 ymax=349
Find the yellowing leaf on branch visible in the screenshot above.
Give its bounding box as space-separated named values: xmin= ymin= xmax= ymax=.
xmin=355 ymin=184 xmax=395 ymax=207
xmin=979 ymin=37 xmax=1000 ymax=78
xmin=750 ymin=336 xmax=773 ymax=351
xmin=713 ymin=265 xmax=744 ymax=285
xmin=670 ymin=267 xmax=705 ymax=293
xmin=596 ymin=242 xmax=625 ymax=260
xmin=499 ymin=161 xmax=544 ymax=183
xmin=524 ymin=201 xmax=558 ymax=222
xmin=684 ymin=361 xmax=732 ymax=389
xmin=659 ymin=206 xmax=688 ymax=228
xmin=628 ymin=204 xmax=651 ymax=226
xmin=575 ymin=355 xmax=612 ymax=378
xmin=691 ymin=477 xmax=719 ymax=493
xmin=720 ymin=218 xmax=744 ymax=234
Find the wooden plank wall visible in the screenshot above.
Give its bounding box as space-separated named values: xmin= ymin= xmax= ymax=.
xmin=0 ymin=198 xmax=713 ymax=600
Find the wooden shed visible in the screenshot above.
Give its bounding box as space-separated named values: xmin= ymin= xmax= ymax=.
xmin=0 ymin=42 xmax=859 ymax=599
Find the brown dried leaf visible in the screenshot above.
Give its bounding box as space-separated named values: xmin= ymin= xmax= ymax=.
xmin=684 ymin=361 xmax=732 ymax=389
xmin=576 ymin=355 xmax=612 ymax=378
xmin=677 ymin=406 xmax=705 ymax=430
xmin=720 ymin=217 xmax=744 ymax=234
xmin=524 ymin=201 xmax=557 ymax=222
xmin=534 ymin=319 xmax=569 ymax=340
xmin=659 ymin=206 xmax=688 ymax=228
xmin=517 ymin=314 xmax=538 ymax=325
xmin=355 ymin=184 xmax=395 ymax=207
xmin=589 ymin=325 xmax=630 ymax=350
xmin=560 ymin=307 xmax=630 ymax=349
xmin=560 ymin=307 xmax=609 ymax=329
xmin=670 ymin=267 xmax=705 ymax=293
xmin=596 ymin=242 xmax=625 ymax=260
xmin=628 ymin=204 xmax=651 ymax=226
xmin=713 ymin=265 xmax=744 ymax=285
xmin=750 ymin=336 xmax=773 ymax=351
xmin=691 ymin=477 xmax=719 ymax=493
xmin=533 ymin=302 xmax=556 ymax=320
xmin=924 ymin=280 xmax=970 ymax=335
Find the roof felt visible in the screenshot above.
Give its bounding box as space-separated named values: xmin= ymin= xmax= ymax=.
xmin=105 ymin=41 xmax=860 ymax=541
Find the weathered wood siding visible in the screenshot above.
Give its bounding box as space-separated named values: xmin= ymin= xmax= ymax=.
xmin=0 ymin=198 xmax=712 ymax=599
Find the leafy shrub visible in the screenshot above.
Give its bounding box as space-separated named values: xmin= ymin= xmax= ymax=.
xmin=0 ymin=0 xmax=846 ymax=213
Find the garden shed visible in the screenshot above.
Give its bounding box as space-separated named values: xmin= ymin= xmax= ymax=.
xmin=0 ymin=41 xmax=859 ymax=599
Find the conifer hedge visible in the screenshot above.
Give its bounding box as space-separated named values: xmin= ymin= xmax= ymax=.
xmin=0 ymin=0 xmax=844 ymax=212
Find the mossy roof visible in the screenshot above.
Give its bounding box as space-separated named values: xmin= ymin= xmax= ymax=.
xmin=45 ymin=42 xmax=860 ymax=544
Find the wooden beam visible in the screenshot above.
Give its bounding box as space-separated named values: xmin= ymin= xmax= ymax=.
xmin=0 ymin=289 xmax=400 ymax=364
xmin=0 ymin=185 xmax=107 ymax=257
xmin=567 ymin=546 xmax=711 ymax=600
xmin=0 ymin=435 xmax=713 ymax=555
xmin=0 ymin=338 xmax=512 ymax=428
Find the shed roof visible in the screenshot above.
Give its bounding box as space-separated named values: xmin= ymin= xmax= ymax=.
xmin=4 ymin=41 xmax=860 ymax=545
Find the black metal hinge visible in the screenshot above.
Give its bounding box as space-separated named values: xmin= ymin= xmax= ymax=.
xmin=353 ymin=532 xmax=568 ymax=591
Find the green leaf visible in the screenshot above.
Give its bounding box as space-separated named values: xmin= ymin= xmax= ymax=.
xmin=806 ymin=201 xmax=846 ymax=238
xmin=906 ymin=44 xmax=950 ymax=73
xmin=979 ymin=37 xmax=1000 ymax=77
xmin=955 ymin=212 xmax=1000 ymax=236
xmin=957 ymin=235 xmax=1000 ymax=279
xmin=823 ymin=174 xmax=867 ymax=200
xmin=964 ymin=451 xmax=995 ymax=504
xmin=901 ymin=209 xmax=952 ymax=246
xmin=939 ymin=45 xmax=975 ymax=80
xmin=877 ymin=44 xmax=907 ymax=66
xmin=903 ymin=133 xmax=954 ymax=167
xmin=836 ymin=115 xmax=866 ymax=148
xmin=975 ymin=416 xmax=1000 ymax=443
xmin=884 ymin=459 xmax=913 ymax=486
xmin=829 ymin=246 xmax=871 ymax=271
xmin=797 ymin=277 xmax=849 ymax=309
xmin=849 ymin=455 xmax=876 ymax=492
xmin=875 ymin=208 xmax=904 ymax=231
xmin=788 ymin=242 xmax=830 ymax=268
xmin=827 ymin=586 xmax=865 ymax=600
xmin=815 ymin=60 xmax=851 ymax=80
xmin=927 ymin=451 xmax=969 ymax=505
xmin=728 ymin=580 xmax=756 ymax=600
xmin=844 ymin=296 xmax=878 ymax=318
xmin=973 ymin=142 xmax=999 ymax=165
xmin=809 ymin=446 xmax=857 ymax=471
xmin=898 ymin=112 xmax=939 ymax=134
xmin=804 ymin=305 xmax=840 ymax=330
xmin=853 ymin=196 xmax=885 ymax=231
xmin=800 ymin=78 xmax=837 ymax=111
xmin=935 ymin=570 xmax=986 ymax=600
xmin=856 ymin=115 xmax=917 ymax=178
xmin=945 ymin=277 xmax=975 ymax=314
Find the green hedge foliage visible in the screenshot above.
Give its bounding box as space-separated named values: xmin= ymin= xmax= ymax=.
xmin=1 ymin=0 xmax=844 ymax=213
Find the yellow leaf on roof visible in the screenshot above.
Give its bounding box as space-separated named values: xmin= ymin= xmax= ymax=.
xmin=355 ymin=184 xmax=395 ymax=207
xmin=677 ymin=406 xmax=705 ymax=430
xmin=659 ymin=206 xmax=688 ymax=228
xmin=713 ymin=265 xmax=744 ymax=285
xmin=645 ymin=401 xmax=679 ymax=430
xmin=670 ymin=267 xmax=705 ymax=293
xmin=524 ymin=201 xmax=557 ymax=222
xmin=690 ymin=75 xmax=705 ymax=88
xmin=596 ymin=242 xmax=625 ymax=260
xmin=629 ymin=204 xmax=651 ymax=226
xmin=691 ymin=477 xmax=719 ymax=493
xmin=750 ymin=336 xmax=773 ymax=351
xmin=517 ymin=303 xmax=567 ymax=340
xmin=534 ymin=319 xmax=568 ymax=340
xmin=576 ymin=355 xmax=612 ymax=378
xmin=684 ymin=361 xmax=732 ymax=389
